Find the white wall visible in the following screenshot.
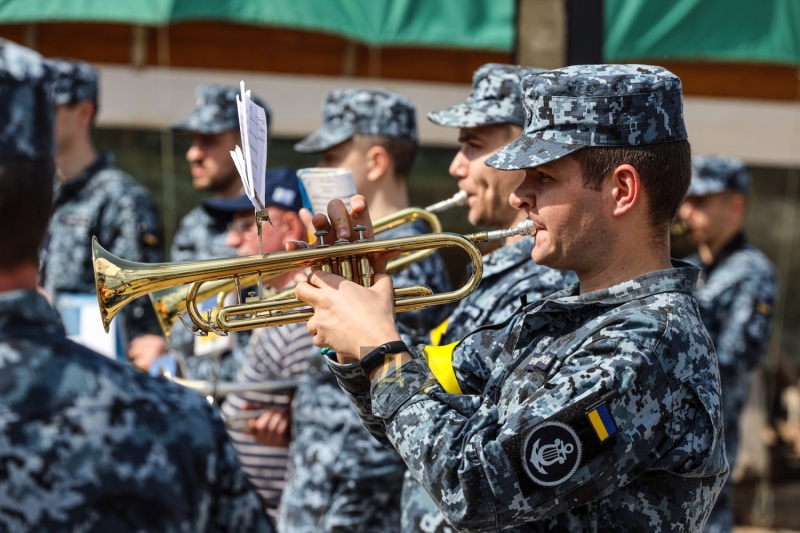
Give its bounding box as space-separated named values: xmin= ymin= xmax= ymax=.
xmin=96 ymin=65 xmax=800 ymax=166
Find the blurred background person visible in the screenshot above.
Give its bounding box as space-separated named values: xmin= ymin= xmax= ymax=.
xmin=275 ymin=88 xmax=449 ymax=532
xmin=212 ymin=169 xmax=316 ymax=522
xmin=0 ymin=37 xmax=274 ymax=533
xmin=679 ymin=156 xmax=779 ymax=533
xmin=39 ymin=58 xmax=162 ymax=345
xmin=401 ymin=62 xmax=578 ymax=533
xmin=129 ymin=85 xmax=273 ymax=383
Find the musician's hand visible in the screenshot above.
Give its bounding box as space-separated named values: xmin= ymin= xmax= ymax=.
xmin=243 ymin=406 xmax=291 ymax=448
xmin=296 ymin=271 xmax=401 ymax=362
xmin=128 ymin=334 xmax=168 ymax=371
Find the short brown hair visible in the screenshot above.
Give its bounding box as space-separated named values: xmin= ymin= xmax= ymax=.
xmin=573 ymin=140 xmax=692 ymax=231
xmin=0 ymin=158 xmax=55 ymax=269
xmin=354 ymin=135 xmax=418 ymax=179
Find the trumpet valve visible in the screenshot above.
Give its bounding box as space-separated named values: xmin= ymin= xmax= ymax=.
xmin=358 ymin=256 xmax=372 ymax=287
xmin=353 ymin=224 xmax=368 ymax=243
xmin=339 ymin=257 xmax=354 ymax=280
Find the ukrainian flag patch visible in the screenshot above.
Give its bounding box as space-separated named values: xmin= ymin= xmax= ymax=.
xmin=586 ymin=403 xmax=617 ymax=442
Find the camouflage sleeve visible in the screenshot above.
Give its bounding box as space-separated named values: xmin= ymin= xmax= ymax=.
xmin=99 ymin=186 xmax=164 ymax=338
xmin=368 ymin=338 xmax=681 ymax=531
xmin=713 ymin=271 xmax=778 ymax=375
xmin=206 ymin=405 xmax=276 ymax=532
xmin=325 ymin=355 xmax=393 ymax=446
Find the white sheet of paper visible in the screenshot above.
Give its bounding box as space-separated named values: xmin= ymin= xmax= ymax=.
xmin=297 ymin=168 xmax=358 ymax=214
xmin=231 ymin=81 xmax=269 ymax=211
xmin=245 ymin=90 xmax=268 ymax=206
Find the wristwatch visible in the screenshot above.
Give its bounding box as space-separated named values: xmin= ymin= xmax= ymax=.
xmin=360 ymin=340 xmax=409 ymax=376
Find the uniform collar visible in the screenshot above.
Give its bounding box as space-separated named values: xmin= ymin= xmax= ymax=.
xmin=702 ymin=231 xmax=747 ymax=279
xmin=0 ymin=289 xmax=65 ymax=334
xmin=540 ymin=259 xmax=699 ymax=310
xmin=55 ymin=152 xmax=113 ymax=198
xmin=482 ymin=237 xmax=534 ymax=277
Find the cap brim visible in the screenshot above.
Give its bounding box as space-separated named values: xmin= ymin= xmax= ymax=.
xmin=172 ymin=113 xmax=235 ymax=135
xmin=293 ymin=126 xmax=354 ymax=153
xmin=686 ymin=180 xmax=728 ymax=197
xmin=428 ymin=103 xmax=507 ymax=128
xmin=485 ymin=134 xmax=585 ymax=170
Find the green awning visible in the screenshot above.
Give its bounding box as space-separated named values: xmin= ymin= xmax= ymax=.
xmin=605 ymin=0 xmax=800 ymax=66
xmin=0 ymin=0 xmax=515 ymax=51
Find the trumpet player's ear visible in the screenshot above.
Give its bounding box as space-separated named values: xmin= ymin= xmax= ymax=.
xmin=365 ymin=144 xmax=390 ymax=183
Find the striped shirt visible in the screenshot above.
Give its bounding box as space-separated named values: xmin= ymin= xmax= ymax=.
xmin=221 ymin=322 xmax=315 ymax=518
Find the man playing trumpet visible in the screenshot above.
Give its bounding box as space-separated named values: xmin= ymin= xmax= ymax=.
xmin=296 ymin=65 xmax=729 ymax=531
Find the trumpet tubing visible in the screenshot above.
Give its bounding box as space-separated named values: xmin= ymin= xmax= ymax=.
xmin=147 ymin=204 xmax=445 ymax=340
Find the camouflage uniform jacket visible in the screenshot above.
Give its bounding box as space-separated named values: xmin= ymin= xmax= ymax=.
xmin=327 ymin=261 xmax=729 ymax=532
xmin=0 ymin=289 xmax=273 ymax=533
xmin=433 ymin=238 xmax=576 ymax=346
xmin=169 ymin=203 xmax=248 ymax=381
xmin=170 ymin=203 xmax=236 ymax=263
xmin=279 ymin=221 xmax=451 ymax=532
xmin=40 ymin=153 xmax=162 ymax=338
xmin=402 ymin=238 xmax=577 ymax=533
xmin=684 ymin=234 xmax=777 ymax=533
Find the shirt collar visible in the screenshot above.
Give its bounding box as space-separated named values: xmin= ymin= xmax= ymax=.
xmin=702 ymin=231 xmax=747 ymax=278
xmin=55 ymin=152 xmax=113 ymax=198
xmin=540 ymin=259 xmax=699 ymax=310
xmin=0 ymin=290 xmax=65 ymax=334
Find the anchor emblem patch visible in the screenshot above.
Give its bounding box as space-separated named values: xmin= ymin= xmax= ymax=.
xmin=522 ymin=421 xmax=582 ymax=486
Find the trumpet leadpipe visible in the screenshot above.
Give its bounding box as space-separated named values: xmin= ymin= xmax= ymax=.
xmin=426 ymin=190 xmax=468 ymax=213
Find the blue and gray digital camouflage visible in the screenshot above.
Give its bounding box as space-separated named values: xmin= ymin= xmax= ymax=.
xmin=0 ymin=38 xmax=54 ymax=159
xmin=294 ymin=88 xmax=417 ymax=153
xmin=327 ymin=261 xmax=728 ymax=531
xmin=428 ymin=63 xmax=546 ymax=129
xmin=167 ymin=203 xmax=248 ymax=381
xmin=280 ymin=221 xmax=452 ymax=532
xmin=47 ymin=57 xmax=98 ymax=105
xmin=401 ymin=237 xmax=577 ymax=533
xmin=485 ymin=64 xmax=688 ymax=171
xmin=40 ymin=153 xmax=164 ymax=339
xmin=173 ymin=84 xmax=271 ymax=136
xmin=0 ymin=290 xmax=274 ymax=533
xmin=687 ymin=155 xmax=750 ymax=196
xmin=685 ymin=156 xmax=777 ymax=533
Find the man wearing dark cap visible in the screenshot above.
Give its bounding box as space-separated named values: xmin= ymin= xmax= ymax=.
xmin=679 ymin=156 xmax=778 ymax=533
xmin=39 ymin=58 xmax=162 ymax=342
xmin=295 ymin=65 xmax=729 ymax=530
xmin=402 ymin=63 xmax=577 ymax=533
xmin=278 ymin=88 xmax=452 ymax=532
xmin=0 ymin=38 xmax=274 ymax=533
xmin=129 ymin=84 xmax=272 ymax=381
xmin=185 ymin=168 xmax=316 ymax=521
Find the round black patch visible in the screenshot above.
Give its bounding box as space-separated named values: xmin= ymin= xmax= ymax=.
xmin=522 ymin=421 xmax=582 ymax=486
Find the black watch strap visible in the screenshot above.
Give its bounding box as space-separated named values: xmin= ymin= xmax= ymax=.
xmin=360 ymin=340 xmax=409 ymax=375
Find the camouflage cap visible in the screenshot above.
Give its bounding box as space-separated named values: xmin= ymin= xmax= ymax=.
xmin=428 ymin=63 xmax=546 ymax=128
xmin=294 ymin=88 xmax=417 ymax=153
xmin=687 ymin=155 xmax=750 ymax=196
xmin=173 ymin=84 xmax=271 ymax=136
xmin=47 ymin=58 xmax=98 ymax=106
xmin=486 ymin=64 xmax=688 ymax=171
xmin=0 ymin=38 xmax=54 ymax=159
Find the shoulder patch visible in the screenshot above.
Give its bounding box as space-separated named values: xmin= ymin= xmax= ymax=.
xmin=522 ymin=421 xmax=582 ymax=486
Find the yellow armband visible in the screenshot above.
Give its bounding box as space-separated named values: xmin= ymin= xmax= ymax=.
xmin=429 ymin=318 xmax=449 ymax=347
xmin=423 ymin=342 xmax=462 ymax=394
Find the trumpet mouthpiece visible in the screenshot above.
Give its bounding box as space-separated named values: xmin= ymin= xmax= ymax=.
xmin=483 ymin=218 xmax=537 ymax=241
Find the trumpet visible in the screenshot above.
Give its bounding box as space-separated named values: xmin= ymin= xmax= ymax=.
xmin=94 ymin=218 xmax=535 ymax=336
xmin=149 ymin=191 xmax=467 ymax=341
